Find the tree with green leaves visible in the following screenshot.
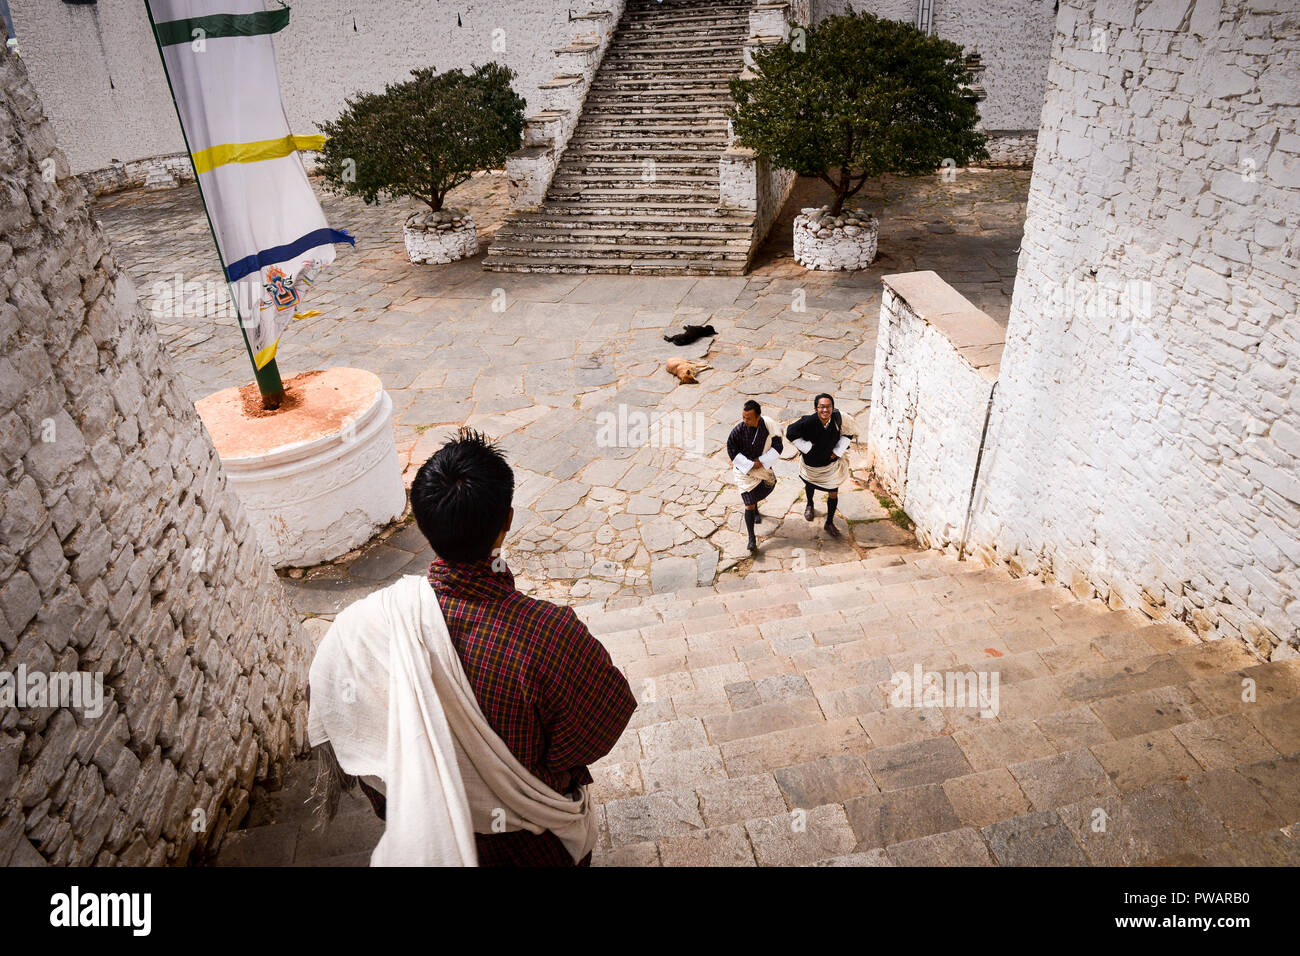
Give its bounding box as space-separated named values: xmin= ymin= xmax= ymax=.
xmin=729 ymin=11 xmax=988 ymax=217
xmin=317 ymin=63 xmax=525 ymax=213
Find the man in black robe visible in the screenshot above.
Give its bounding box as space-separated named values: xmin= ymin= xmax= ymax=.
xmin=785 ymin=393 xmax=859 ymax=539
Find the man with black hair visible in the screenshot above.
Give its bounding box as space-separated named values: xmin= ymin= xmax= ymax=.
xmin=308 ymin=428 xmax=636 ymax=867
xmin=726 ymin=399 xmax=784 ymax=552
xmin=786 ymin=393 xmax=859 ymax=538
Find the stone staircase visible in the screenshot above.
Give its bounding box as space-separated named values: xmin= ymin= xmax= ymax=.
xmin=213 ymin=546 xmax=1300 ymax=866
xmin=484 ymin=0 xmax=757 ymax=276
xmin=580 ymin=547 xmax=1300 ymax=866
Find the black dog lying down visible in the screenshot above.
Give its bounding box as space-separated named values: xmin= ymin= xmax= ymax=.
xmin=663 ymin=324 xmax=717 ymax=346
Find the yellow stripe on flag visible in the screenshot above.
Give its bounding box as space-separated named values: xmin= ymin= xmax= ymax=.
xmin=253 ymin=339 xmax=280 ymax=370
xmin=192 ymin=134 xmax=327 ymax=175
xmin=292 ymin=310 xmax=322 ymax=320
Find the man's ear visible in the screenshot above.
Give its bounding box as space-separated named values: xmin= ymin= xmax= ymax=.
xmin=503 ymin=507 xmax=514 ymax=535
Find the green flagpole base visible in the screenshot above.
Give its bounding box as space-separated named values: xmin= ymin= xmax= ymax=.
xmin=255 ymin=358 xmax=286 ymax=410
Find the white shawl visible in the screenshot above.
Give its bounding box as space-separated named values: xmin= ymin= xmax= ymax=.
xmin=732 ymin=414 xmax=783 ymax=493
xmin=307 ymin=574 xmax=597 ymax=866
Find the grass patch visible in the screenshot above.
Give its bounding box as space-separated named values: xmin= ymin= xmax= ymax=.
xmin=873 ymin=491 xmax=914 ymax=530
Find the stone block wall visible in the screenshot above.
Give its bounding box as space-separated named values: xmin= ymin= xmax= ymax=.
xmin=964 ymin=0 xmax=1300 ymax=656
xmin=867 ymin=272 xmax=1004 ymax=547
xmin=982 ymin=131 xmax=1038 ymax=168
xmin=0 ymin=46 xmax=309 ymax=865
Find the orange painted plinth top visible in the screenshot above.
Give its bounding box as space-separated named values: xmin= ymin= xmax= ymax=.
xmin=195 ymin=367 xmax=383 ymax=461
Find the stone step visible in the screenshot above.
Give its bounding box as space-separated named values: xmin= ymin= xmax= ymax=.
xmin=509 ymin=201 xmax=739 ymax=218
xmin=602 ymin=55 xmax=743 ymax=69
xmin=481 ymin=254 xmax=749 ymax=276
xmin=495 ymin=228 xmax=751 ymax=248
xmin=582 ymin=97 xmax=736 ymax=110
xmin=551 ymin=171 xmax=719 ymax=188
xmin=555 ymin=159 xmax=719 ymax=175
xmin=491 ymin=235 xmax=752 ymax=256
xmin=564 ymin=137 xmax=731 ymax=151
xmin=487 ymin=248 xmax=749 ymax=269
xmin=509 ymin=210 xmax=752 ymax=231
xmin=547 ymin=184 xmax=720 ymax=201
xmin=617 ymin=21 xmax=748 ymax=34
xmin=574 ymin=117 xmax=730 ymax=130
xmin=590 ymin=78 xmax=735 ymax=89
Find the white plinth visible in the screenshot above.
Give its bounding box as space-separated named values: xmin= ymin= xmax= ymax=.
xmin=404 ymin=209 xmax=479 ymax=264
xmin=196 ymin=368 xmax=406 ymax=568
xmin=793 ymin=207 xmax=880 ymax=271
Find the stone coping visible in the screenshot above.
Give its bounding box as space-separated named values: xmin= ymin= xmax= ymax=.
xmin=882 ymin=270 xmax=1005 ymax=380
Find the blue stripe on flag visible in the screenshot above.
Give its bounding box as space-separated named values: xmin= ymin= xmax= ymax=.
xmin=225 ymin=228 xmax=356 ymax=282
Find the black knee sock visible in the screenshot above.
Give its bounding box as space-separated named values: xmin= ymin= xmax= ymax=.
xmin=826 ymin=496 xmax=838 ymax=521
xmin=805 ymin=481 xmax=817 ymax=504
xmin=744 ymin=510 xmax=756 ymax=536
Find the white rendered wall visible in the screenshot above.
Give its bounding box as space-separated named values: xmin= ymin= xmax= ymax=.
xmin=10 ymin=0 xmax=599 ymax=175
xmin=966 ymin=0 xmax=1300 ymax=655
xmin=867 ymin=273 xmax=1004 ymax=547
xmin=809 ymin=0 xmax=1055 ymax=132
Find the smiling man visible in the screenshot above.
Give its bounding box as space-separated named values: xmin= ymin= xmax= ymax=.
xmin=785 ymin=393 xmax=859 ymax=538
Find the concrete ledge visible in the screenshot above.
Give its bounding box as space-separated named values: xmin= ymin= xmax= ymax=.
xmin=882 ymin=271 xmax=1005 ymax=378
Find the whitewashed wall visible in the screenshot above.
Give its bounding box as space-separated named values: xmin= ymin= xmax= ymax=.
xmin=867 ymin=272 xmax=1004 ymax=548
xmin=963 ymin=0 xmax=1300 ymax=656
xmin=810 ymin=0 xmax=1056 ymax=133
xmin=11 ymin=0 xmax=600 ymax=176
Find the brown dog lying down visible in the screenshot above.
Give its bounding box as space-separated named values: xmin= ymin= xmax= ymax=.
xmin=665 ymin=358 xmax=711 ymax=384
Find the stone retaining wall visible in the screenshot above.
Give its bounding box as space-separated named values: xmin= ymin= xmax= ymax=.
xmin=981 ymin=131 xmax=1037 ymax=169
xmin=0 ymin=46 xmax=309 ymax=866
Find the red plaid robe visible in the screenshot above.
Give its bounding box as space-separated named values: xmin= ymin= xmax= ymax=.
xmin=355 ymin=557 xmax=636 ymax=866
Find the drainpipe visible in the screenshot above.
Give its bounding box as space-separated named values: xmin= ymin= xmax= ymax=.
xmin=957 ymin=380 xmax=998 ymax=561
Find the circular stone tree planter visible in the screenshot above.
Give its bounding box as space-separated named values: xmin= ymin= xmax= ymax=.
xmin=195 ymin=367 xmax=406 ymax=568
xmin=793 ymin=206 xmax=880 ymax=271
xmin=404 ymin=208 xmax=479 ymax=264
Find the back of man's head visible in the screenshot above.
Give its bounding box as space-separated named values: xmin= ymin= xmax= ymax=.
xmin=410 ymin=428 xmax=514 ymax=563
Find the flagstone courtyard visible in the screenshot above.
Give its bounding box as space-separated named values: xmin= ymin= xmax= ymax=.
xmin=93 ymin=166 xmax=1028 ymax=624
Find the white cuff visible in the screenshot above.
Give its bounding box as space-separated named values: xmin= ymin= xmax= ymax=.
xmin=833 ymin=436 xmax=850 ymax=456
xmin=758 ymin=448 xmax=780 ymax=469
xmin=793 ymin=438 xmax=813 ymax=454
xmin=733 ymin=453 xmax=754 ymax=474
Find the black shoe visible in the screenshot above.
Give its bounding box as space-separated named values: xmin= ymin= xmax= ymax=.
xmin=824 ymin=520 xmax=841 ymax=538
xmin=747 ymin=534 xmax=758 ymax=552
xmin=804 ymin=503 xmax=815 ymax=521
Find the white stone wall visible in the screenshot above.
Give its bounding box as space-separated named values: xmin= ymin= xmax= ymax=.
xmin=867 ymin=273 xmax=1004 ymax=547
xmin=965 ymin=0 xmax=1300 ymax=655
xmin=809 ymin=0 xmax=1055 ymax=133
xmin=0 ymin=48 xmax=309 ymax=865
xmin=11 ymin=0 xmax=601 ymax=176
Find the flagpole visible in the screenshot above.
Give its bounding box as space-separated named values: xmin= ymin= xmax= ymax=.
xmin=144 ymin=0 xmax=285 ymax=410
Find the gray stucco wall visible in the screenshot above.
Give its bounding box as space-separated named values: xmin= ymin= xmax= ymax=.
xmin=810 ymin=0 xmax=1056 ymax=131
xmin=10 ymin=0 xmax=598 ymax=175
